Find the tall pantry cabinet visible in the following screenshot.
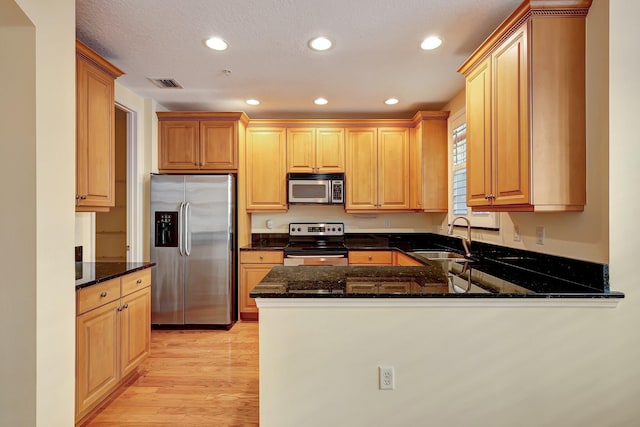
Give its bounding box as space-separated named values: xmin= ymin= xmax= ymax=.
xmin=75 ymin=40 xmax=124 ymax=212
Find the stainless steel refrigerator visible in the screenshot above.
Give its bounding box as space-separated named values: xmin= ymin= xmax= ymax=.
xmin=150 ymin=174 xmax=235 ymax=327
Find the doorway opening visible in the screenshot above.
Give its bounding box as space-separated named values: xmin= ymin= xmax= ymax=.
xmin=95 ymin=106 xmax=128 ymax=261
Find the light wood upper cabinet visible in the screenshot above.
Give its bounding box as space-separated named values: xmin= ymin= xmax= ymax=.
xmin=246 ymin=128 xmax=288 ymax=212
xmin=346 ymin=127 xmax=410 ymax=211
xmin=409 ymin=112 xmax=450 ymax=212
xmin=158 ymin=112 xmax=247 ymax=172
xmin=158 ymin=120 xmax=200 ymax=169
xmin=345 ymin=128 xmax=378 ymax=210
xmin=377 ymin=128 xmax=410 ymax=209
xmin=76 ymin=40 xmax=124 ymax=212
xmin=287 ymin=127 xmax=344 ymax=172
xmin=458 ymin=2 xmax=589 ymax=212
xmin=465 ymin=58 xmax=493 ymax=207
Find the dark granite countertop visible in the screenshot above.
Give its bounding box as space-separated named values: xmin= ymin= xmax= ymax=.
xmin=75 ymin=262 xmax=155 ymax=289
xmin=248 ymin=232 xmax=623 ymax=299
xmin=250 ymin=262 xmax=623 ymax=299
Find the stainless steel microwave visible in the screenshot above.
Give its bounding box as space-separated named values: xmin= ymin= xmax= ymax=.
xmin=287 ymin=173 xmax=344 ymax=204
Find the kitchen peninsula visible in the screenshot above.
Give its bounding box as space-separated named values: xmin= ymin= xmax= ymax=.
xmin=252 ymin=241 xmax=622 ymax=427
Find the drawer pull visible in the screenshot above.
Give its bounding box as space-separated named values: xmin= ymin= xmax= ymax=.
xmin=100 ymin=291 xmax=107 ymax=297
xmin=368 ymin=256 xmax=372 ymax=260
xmin=259 ymin=255 xmax=264 ymax=260
xmin=136 ymin=279 xmax=142 ymax=284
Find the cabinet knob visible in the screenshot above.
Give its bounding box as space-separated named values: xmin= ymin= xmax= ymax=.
xmin=136 ymin=279 xmax=142 ymax=284
xmin=117 ymin=306 xmax=123 ymax=311
xmin=75 ymin=195 xmax=80 ymax=200
xmin=194 ymin=162 xmax=198 ymax=166
xmin=100 ymin=291 xmax=107 ymax=297
xmin=123 ymin=304 xmax=129 ymax=309
xmin=368 ymin=256 xmax=373 ymax=260
xmin=80 ymin=195 xmax=87 ymax=200
xmin=259 ymin=255 xmax=264 ymax=260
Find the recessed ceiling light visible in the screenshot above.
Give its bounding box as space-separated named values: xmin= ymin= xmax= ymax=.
xmin=420 ymin=36 xmax=443 ymax=50
xmin=308 ymin=36 xmax=332 ymax=51
xmin=314 ymin=98 xmax=328 ymax=105
xmin=245 ymin=99 xmax=260 ymax=106
xmin=205 ymin=37 xmax=228 ymax=51
xmin=385 ymin=98 xmax=399 ymax=105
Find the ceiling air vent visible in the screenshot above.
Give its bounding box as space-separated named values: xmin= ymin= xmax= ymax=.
xmin=148 ymin=78 xmax=183 ymax=89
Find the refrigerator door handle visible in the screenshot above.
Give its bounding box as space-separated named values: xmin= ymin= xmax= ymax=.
xmin=178 ymin=202 xmax=185 ymax=256
xmin=185 ymin=202 xmax=191 ymax=256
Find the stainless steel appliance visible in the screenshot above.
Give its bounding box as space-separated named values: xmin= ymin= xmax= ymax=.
xmin=287 ymin=173 xmax=344 ymax=204
xmin=150 ymin=174 xmax=235 ymax=327
xmin=283 ymin=222 xmax=348 ymax=266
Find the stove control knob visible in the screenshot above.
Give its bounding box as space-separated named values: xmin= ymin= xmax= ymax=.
xmin=297 ymin=227 xmax=301 ymax=232
xmin=338 ymin=227 xmax=342 ymax=232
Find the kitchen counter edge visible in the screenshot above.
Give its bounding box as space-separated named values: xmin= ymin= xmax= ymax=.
xmin=75 ymin=262 xmax=156 ymax=289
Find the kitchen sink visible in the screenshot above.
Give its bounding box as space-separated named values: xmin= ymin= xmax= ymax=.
xmin=411 ymin=251 xmax=472 ymax=261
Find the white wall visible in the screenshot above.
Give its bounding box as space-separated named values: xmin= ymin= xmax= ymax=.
xmin=252 ymin=206 xmax=438 ymax=234
xmin=440 ymin=0 xmax=609 ymax=264
xmin=0 ymin=0 xmax=76 ymax=425
xmin=259 ymin=1 xmax=640 ymax=426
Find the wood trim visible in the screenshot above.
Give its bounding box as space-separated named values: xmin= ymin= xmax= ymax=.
xmin=157 ymin=111 xmax=249 ymax=124
xmin=247 ymin=118 xmax=414 ymax=128
xmin=457 ymin=0 xmax=591 ymax=75
xmin=76 ymin=40 xmax=124 ymax=79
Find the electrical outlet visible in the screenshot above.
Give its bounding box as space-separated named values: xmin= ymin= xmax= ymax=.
xmin=536 ymin=226 xmax=544 ymax=245
xmin=513 ymin=225 xmax=521 ymax=242
xmin=379 ymin=366 xmax=395 ymax=390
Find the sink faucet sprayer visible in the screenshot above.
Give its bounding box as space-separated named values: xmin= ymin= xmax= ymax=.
xmin=447 ymin=216 xmax=472 ymax=258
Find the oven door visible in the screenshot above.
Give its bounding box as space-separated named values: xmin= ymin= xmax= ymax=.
xmin=288 ymin=180 xmax=330 ymax=204
xmin=284 ymin=254 xmax=348 ymax=266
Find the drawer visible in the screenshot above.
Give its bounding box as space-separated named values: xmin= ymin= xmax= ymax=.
xmin=348 ymin=251 xmax=393 ymax=265
xmin=241 ymin=250 xmax=284 ymax=264
xmin=77 ymin=278 xmax=121 ymax=315
xmin=121 ymin=268 xmax=151 ymax=296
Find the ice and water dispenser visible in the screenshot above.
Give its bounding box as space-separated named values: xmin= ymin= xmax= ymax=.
xmin=154 ymin=211 xmax=178 ymax=247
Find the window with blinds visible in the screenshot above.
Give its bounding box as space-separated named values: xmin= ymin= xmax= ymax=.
xmin=449 ymin=121 xmax=499 ymax=229
xmin=452 ymin=124 xmax=468 ymax=215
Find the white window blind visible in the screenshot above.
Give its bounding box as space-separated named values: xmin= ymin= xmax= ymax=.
xmin=452 ymin=124 xmax=468 ymax=215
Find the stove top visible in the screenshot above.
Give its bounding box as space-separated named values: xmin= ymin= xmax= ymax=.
xmin=285 ymin=222 xmax=347 ymax=256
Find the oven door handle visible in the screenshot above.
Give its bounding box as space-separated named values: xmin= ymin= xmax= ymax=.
xmin=286 ymin=255 xmax=345 ymax=258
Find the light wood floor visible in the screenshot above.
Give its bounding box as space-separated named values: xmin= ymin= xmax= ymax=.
xmin=83 ymin=321 xmax=259 ymax=427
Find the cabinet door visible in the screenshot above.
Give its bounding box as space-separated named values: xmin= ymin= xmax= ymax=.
xmin=246 ymin=128 xmax=288 ymax=211
xmin=76 ymin=58 xmax=115 ymax=209
xmin=239 ymin=264 xmax=277 ymax=320
xmin=158 ymin=121 xmax=200 ymax=170
xmin=377 ymin=128 xmax=410 ymax=209
xmin=200 ymin=121 xmax=237 ymax=170
xmin=120 ymin=286 xmax=151 ymax=378
xmin=492 ymin=25 xmax=530 ymax=206
xmin=76 ymin=300 xmax=120 ymax=418
xmin=345 ymin=128 xmax=378 ymax=210
xmin=287 ymin=128 xmax=316 ymax=172
xmin=466 ymin=58 xmax=493 ymax=207
xmin=316 ymin=128 xmax=345 ymax=172
xmin=409 ymin=124 xmax=423 ymax=210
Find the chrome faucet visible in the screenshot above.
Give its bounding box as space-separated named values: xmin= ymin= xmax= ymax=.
xmin=447 ymin=216 xmax=472 ymax=258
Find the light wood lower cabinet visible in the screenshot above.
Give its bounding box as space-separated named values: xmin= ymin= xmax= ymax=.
xmin=394 ymin=252 xmax=424 ymax=266
xmin=348 ymin=250 xmax=394 ymax=266
xmin=76 ymin=269 xmax=151 ymax=423
xmin=239 ymin=250 xmax=283 ymax=320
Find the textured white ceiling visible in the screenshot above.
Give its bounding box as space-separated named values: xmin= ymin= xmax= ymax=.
xmin=76 ymin=0 xmax=521 ymax=118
